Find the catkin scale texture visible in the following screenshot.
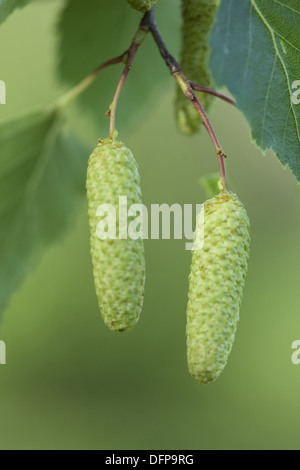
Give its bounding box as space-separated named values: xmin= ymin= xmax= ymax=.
xmin=127 ymin=0 xmax=157 ymax=12
xmin=186 ymin=192 xmax=250 ymax=384
xmin=176 ymin=0 xmax=220 ymax=135
xmin=86 ymin=139 xmax=145 ymax=332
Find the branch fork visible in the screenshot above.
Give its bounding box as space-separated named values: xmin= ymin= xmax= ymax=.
xmin=56 ymin=7 xmax=234 ymax=191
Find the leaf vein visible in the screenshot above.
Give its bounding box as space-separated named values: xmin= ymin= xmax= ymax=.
xmin=273 ymin=30 xmax=300 ymax=54
xmin=271 ymin=0 xmax=300 ymax=16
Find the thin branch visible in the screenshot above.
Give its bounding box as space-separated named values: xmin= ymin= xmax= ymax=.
xmin=146 ymin=8 xmax=229 ymax=191
xmin=51 ymin=6 xmax=231 ymax=191
xmin=54 ymin=54 xmax=127 ymax=111
xmin=143 ymin=10 xmax=181 ymax=75
xmin=108 ymin=25 xmax=149 ymax=139
xmin=190 ymin=82 xmax=235 ymax=106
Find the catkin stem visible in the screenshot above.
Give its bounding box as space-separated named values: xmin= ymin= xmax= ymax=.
xmin=53 ymin=55 xmax=126 ymax=111
xmin=51 ymin=6 xmax=231 ymax=191
xmin=109 ymin=27 xmax=149 ymax=139
xmin=190 ymin=82 xmax=235 ymax=106
xmin=146 ymin=9 xmax=229 ymax=190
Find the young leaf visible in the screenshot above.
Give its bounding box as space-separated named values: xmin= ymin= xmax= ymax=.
xmin=0 ymin=0 xmax=32 ymax=25
xmin=210 ymin=0 xmax=300 ymax=182
xmin=57 ymin=0 xmax=180 ymax=134
xmin=200 ymin=173 xmax=221 ymax=199
xmin=0 ymin=109 xmax=87 ymax=317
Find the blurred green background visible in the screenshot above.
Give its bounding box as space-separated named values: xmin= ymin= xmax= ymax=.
xmin=0 ymin=0 xmax=299 ymax=450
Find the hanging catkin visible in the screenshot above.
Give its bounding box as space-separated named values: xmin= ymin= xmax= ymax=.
xmin=186 ymin=190 xmax=250 ymax=384
xmin=86 ymin=139 xmax=146 ymax=332
xmin=176 ymin=0 xmax=221 ymax=135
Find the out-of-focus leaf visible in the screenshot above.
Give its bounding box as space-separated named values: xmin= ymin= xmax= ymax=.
xmin=0 ymin=0 xmax=32 ymax=25
xmin=200 ymin=173 xmax=221 ymax=199
xmin=0 ymin=109 xmax=88 ymax=316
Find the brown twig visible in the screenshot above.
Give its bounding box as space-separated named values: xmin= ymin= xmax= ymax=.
xmin=54 ymin=54 xmax=127 ymax=111
xmin=55 ymin=7 xmax=232 ymax=192
xmin=190 ymin=82 xmax=235 ymax=106
xmin=144 ymin=8 xmax=229 ymax=191
xmin=108 ymin=26 xmax=149 ymax=139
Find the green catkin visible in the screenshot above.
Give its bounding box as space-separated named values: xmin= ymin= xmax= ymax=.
xmin=127 ymin=0 xmax=157 ymax=12
xmin=176 ymin=0 xmax=221 ymax=135
xmin=86 ymin=139 xmax=146 ymax=332
xmin=186 ymin=191 xmax=250 ymax=384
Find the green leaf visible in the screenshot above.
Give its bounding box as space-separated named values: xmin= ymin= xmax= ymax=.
xmin=0 ymin=109 xmax=87 ymax=315
xmin=0 ymin=0 xmax=31 ymax=25
xmin=200 ymin=173 xmax=221 ymax=199
xmin=57 ymin=0 xmax=180 ymax=136
xmin=210 ymin=0 xmax=300 ymax=182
